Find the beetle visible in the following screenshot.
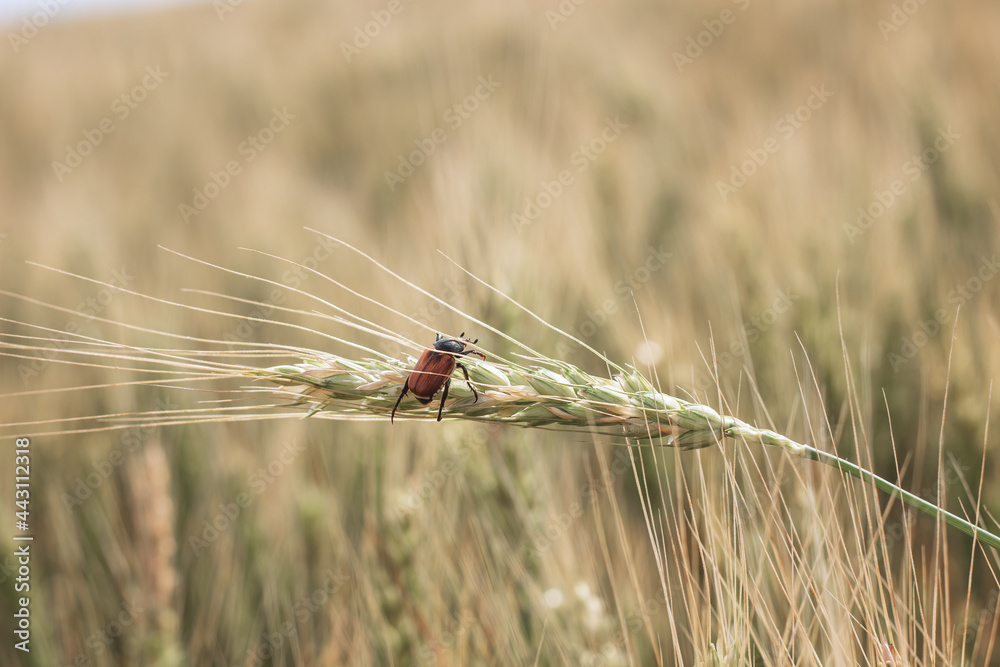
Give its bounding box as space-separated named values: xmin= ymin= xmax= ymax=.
xmin=391 ymin=333 xmax=486 ymax=423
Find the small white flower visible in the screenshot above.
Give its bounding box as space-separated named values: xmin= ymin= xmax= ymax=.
xmin=585 ymin=597 xmax=605 ymax=629
xmin=635 ymin=340 xmax=663 ymax=366
xmin=543 ymin=588 xmax=564 ymax=608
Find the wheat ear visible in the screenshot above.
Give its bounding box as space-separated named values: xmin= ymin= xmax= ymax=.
xmin=260 ymin=351 xmax=1000 ymax=550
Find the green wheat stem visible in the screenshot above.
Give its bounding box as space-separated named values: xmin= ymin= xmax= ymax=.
xmin=257 ymin=352 xmax=1000 ymax=550
xmin=802 ymin=447 xmax=1000 ymax=549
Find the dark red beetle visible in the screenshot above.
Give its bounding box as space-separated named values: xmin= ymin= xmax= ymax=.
xmin=391 ymin=333 xmax=486 ymax=423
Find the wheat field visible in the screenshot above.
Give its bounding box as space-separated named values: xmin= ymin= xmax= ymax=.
xmin=1 ymin=0 xmax=1000 ymax=664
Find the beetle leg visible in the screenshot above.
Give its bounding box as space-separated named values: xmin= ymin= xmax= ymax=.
xmin=455 ymin=362 xmax=478 ymax=403
xmin=437 ymin=378 xmax=451 ymax=421
xmin=391 ymin=380 xmax=410 ymax=424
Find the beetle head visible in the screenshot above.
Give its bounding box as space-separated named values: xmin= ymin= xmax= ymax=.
xmin=433 ymin=332 xmax=477 ymax=355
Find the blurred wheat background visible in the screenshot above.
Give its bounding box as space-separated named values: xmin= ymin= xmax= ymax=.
xmin=1 ymin=0 xmax=999 ymax=664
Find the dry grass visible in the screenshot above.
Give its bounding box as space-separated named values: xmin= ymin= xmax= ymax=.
xmin=2 ymin=0 xmax=1000 ymax=664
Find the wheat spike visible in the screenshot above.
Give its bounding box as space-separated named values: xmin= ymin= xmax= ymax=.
xmin=260 ymin=351 xmax=803 ymax=454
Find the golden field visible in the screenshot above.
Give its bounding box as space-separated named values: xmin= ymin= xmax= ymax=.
xmin=1 ymin=0 xmax=999 ymax=664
